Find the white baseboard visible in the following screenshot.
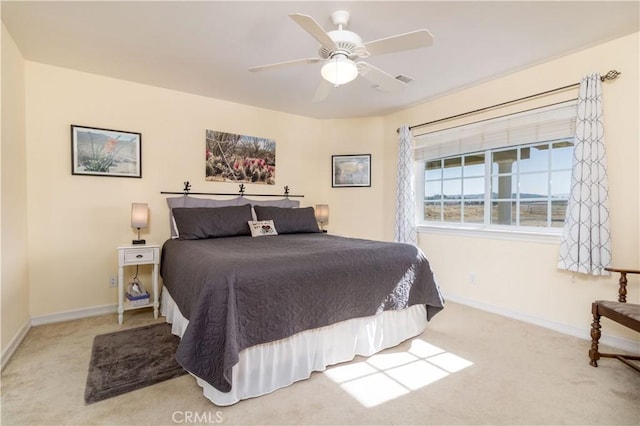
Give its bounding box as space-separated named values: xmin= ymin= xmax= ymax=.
xmin=30 ymin=303 xmax=117 ymax=326
xmin=443 ymin=292 xmax=639 ymax=353
xmin=1 ymin=318 xmax=31 ymax=371
xmin=2 ymin=304 xmax=117 ymax=370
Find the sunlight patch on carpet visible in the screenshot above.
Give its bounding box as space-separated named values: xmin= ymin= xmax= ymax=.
xmin=323 ymin=338 xmax=473 ymax=407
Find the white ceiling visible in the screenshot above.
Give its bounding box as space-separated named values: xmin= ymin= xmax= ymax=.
xmin=2 ymin=1 xmax=638 ymax=119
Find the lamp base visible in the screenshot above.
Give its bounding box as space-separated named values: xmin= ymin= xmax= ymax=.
xmin=132 ymin=239 xmax=146 ymax=245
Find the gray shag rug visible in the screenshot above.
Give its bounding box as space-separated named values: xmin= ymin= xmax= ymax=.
xmin=84 ymin=322 xmax=186 ymax=404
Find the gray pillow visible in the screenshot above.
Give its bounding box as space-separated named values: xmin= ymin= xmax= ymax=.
xmin=245 ymin=197 xmax=300 ymax=220
xmin=166 ymin=196 xmax=243 ymax=237
xmin=172 ymin=204 xmax=253 ymax=240
xmin=245 ymin=198 xmax=300 ymax=208
xmin=254 ymin=206 xmax=320 ymax=234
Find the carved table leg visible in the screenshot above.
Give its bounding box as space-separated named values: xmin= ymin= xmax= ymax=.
xmin=589 ymin=304 xmax=601 ymax=367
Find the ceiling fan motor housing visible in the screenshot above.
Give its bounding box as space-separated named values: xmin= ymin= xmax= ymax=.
xmin=319 ymin=30 xmax=366 ymax=59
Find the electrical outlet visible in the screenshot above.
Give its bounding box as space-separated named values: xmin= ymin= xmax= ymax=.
xmin=468 ymin=273 xmax=476 ymax=285
xmin=110 ymin=276 xmax=117 ymax=287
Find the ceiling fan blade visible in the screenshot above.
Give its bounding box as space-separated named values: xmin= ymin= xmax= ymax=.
xmin=249 ymin=57 xmax=322 ymax=72
xmin=289 ymin=13 xmax=336 ymax=51
xmin=357 ymin=62 xmax=407 ymax=92
xmin=312 ymin=79 xmax=333 ymax=102
xmin=364 ymin=29 xmax=433 ymax=56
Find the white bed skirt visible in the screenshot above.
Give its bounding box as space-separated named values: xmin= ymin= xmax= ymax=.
xmin=161 ymin=286 xmax=428 ymax=406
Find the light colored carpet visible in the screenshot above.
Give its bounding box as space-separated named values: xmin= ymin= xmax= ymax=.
xmin=1 ymin=302 xmax=638 ymax=425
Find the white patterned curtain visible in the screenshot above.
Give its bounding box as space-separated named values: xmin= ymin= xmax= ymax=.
xmin=558 ymin=73 xmax=611 ymax=275
xmin=395 ymin=125 xmax=417 ymax=245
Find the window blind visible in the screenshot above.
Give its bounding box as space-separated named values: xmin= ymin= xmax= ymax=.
xmin=413 ymin=100 xmax=577 ymax=161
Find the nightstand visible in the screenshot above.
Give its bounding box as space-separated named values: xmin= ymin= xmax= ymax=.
xmin=117 ymin=244 xmax=160 ymax=325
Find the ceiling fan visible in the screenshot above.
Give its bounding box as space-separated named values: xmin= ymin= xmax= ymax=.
xmin=249 ymin=11 xmax=434 ymax=102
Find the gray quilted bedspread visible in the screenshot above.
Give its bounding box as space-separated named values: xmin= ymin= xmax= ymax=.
xmin=160 ymin=233 xmax=444 ymax=392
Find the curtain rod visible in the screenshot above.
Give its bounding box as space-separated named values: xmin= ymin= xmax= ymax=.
xmin=400 ymin=70 xmax=621 ymax=133
xmin=160 ymin=182 xmax=304 ymax=198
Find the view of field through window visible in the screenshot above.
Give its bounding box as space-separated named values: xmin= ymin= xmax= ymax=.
xmin=423 ymin=140 xmax=574 ymax=228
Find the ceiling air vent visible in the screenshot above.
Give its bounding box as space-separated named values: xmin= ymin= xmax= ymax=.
xmin=395 ymin=74 xmax=414 ymax=84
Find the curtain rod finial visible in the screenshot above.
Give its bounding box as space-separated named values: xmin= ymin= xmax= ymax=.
xmin=601 ymin=70 xmax=621 ymax=82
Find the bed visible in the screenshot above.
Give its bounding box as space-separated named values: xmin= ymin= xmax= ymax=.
xmin=160 ymin=195 xmax=444 ymax=406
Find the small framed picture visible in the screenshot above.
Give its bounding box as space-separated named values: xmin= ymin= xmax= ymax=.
xmin=71 ymin=125 xmax=142 ymax=178
xmin=332 ymin=154 xmax=371 ymax=187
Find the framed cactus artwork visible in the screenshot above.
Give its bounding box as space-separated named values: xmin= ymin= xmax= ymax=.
xmin=71 ymin=125 xmax=142 ymax=178
xmin=205 ymin=130 xmax=276 ymax=185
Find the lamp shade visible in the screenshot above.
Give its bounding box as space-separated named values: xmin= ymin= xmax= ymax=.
xmin=131 ymin=203 xmax=149 ymax=229
xmin=315 ymin=204 xmax=329 ymax=224
xmin=321 ymin=55 xmax=358 ymax=86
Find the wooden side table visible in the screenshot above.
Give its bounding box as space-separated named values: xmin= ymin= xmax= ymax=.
xmin=117 ymin=244 xmax=160 ymax=325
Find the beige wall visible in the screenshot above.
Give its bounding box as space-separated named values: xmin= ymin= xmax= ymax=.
xmin=314 ymin=117 xmax=386 ymax=239
xmin=1 ymin=24 xmax=30 ymax=354
xmin=22 ymin=62 xmax=388 ymax=319
xmin=384 ymin=32 xmax=640 ymax=341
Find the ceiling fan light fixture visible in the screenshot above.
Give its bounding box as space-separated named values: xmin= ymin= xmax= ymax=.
xmin=321 ymin=54 xmax=358 ymax=86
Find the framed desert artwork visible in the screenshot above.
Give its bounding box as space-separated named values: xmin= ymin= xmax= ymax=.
xmin=205 ymin=130 xmax=276 ymax=185
xmin=332 ymin=154 xmax=371 ymax=187
xmin=71 ymin=125 xmax=142 ymax=178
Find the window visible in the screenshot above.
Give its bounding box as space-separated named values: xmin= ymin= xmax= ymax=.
xmin=414 ymin=101 xmax=576 ymax=231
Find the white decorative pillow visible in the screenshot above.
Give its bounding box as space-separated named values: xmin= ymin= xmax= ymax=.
xmin=248 ymin=220 xmax=278 ymax=237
